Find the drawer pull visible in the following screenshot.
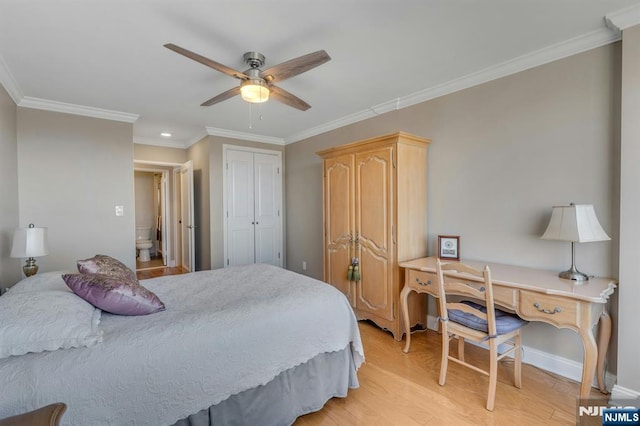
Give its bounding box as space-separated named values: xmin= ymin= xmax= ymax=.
xmin=533 ymin=302 xmax=562 ymax=315
xmin=416 ymin=278 xmax=432 ymax=286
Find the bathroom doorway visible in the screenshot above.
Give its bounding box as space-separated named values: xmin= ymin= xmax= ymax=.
xmin=134 ymin=169 xmax=168 ymax=271
xmin=133 ymin=160 xmax=195 ymax=274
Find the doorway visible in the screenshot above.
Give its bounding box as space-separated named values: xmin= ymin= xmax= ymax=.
xmin=133 ymin=160 xmax=195 ymax=274
xmin=134 ymin=169 xmax=168 ymax=271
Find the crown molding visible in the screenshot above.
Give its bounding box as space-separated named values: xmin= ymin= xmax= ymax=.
xmin=185 ymin=128 xmax=209 ymax=148
xmin=606 ymin=3 xmax=640 ymax=32
xmin=205 ymin=126 xmax=285 ymax=145
xmin=0 ymin=53 xmax=23 ymax=104
xmin=285 ymin=27 xmax=619 ymax=144
xmin=19 ymin=96 xmax=139 ymax=123
xmin=391 ymin=27 xmax=619 ymax=111
xmin=285 ymin=109 xmax=377 ymax=144
xmin=1 ymin=20 xmax=624 ymax=148
xmin=1 ymin=53 xmax=139 ymax=124
xmin=134 ymin=136 xmax=186 ymax=149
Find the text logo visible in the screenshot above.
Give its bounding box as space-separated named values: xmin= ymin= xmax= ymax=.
xmin=602 ymin=408 xmax=640 ymax=425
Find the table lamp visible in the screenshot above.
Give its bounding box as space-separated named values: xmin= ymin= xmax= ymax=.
xmin=541 ymin=203 xmax=610 ymax=282
xmin=10 ymin=223 xmax=49 ymax=277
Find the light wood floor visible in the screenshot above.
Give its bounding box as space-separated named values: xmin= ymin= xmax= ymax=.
xmin=136 ymin=265 xmax=187 ymax=280
xmin=296 ymin=321 xmax=608 ymax=425
xmin=135 ymin=254 xmax=164 ymax=271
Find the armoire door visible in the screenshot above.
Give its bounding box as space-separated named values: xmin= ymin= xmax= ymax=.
xmin=225 ymin=148 xmax=282 ymax=267
xmin=355 ymin=147 xmax=394 ymax=320
xmin=323 ymin=154 xmax=355 ymax=305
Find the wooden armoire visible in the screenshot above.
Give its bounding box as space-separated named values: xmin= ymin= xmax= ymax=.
xmin=317 ymin=132 xmax=430 ymax=340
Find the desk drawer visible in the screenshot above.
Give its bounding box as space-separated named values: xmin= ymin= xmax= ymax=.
xmin=407 ymin=270 xmax=438 ymax=295
xmin=493 ymin=287 xmax=517 ymax=310
xmin=519 ymin=291 xmax=579 ymax=328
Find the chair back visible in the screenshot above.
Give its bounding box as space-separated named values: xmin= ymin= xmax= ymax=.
xmin=435 ymin=259 xmax=497 ymax=337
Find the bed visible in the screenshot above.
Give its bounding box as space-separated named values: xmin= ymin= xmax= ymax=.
xmin=0 ymin=262 xmax=364 ymax=425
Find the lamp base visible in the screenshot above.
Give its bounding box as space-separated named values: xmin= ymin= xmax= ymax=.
xmin=23 ymin=257 xmax=39 ymax=277
xmin=558 ymin=269 xmax=589 ymax=282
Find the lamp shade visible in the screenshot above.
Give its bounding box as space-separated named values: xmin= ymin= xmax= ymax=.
xmin=10 ymin=224 xmax=49 ymax=258
xmin=541 ymin=204 xmax=610 ymax=243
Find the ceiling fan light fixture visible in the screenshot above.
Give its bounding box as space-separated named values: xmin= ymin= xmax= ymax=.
xmin=240 ymin=79 xmax=269 ymax=103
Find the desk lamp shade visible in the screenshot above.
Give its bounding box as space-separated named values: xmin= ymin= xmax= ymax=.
xmin=541 ymin=204 xmax=610 ymax=282
xmin=10 ymin=223 xmax=49 ymax=277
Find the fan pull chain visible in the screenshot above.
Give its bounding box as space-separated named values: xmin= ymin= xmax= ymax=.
xmin=247 ymin=101 xmax=264 ymax=129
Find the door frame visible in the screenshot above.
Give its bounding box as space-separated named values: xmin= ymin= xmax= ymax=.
xmin=133 ymin=163 xmax=173 ymax=267
xmin=222 ymin=144 xmax=283 ymax=267
xmin=134 ymin=160 xmax=190 ymax=268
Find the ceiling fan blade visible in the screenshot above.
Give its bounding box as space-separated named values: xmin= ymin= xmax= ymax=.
xmin=164 ymin=43 xmax=248 ymax=80
xmin=201 ymin=86 xmax=241 ymax=107
xmin=269 ymin=85 xmax=311 ymax=111
xmin=260 ymin=50 xmax=331 ymax=84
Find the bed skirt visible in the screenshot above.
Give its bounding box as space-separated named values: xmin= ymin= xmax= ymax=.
xmin=172 ymin=345 xmax=359 ymax=426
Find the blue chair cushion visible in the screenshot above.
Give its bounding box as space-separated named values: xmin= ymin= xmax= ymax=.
xmin=448 ymin=300 xmax=528 ymax=335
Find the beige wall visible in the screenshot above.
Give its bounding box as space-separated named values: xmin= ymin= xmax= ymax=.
xmin=134 ymin=171 xmax=155 ymax=235
xmin=0 ymin=84 xmax=21 ymax=288
xmin=17 ymin=108 xmax=136 ymax=271
xmin=285 ymin=44 xmax=620 ymax=366
xmin=134 ymin=143 xmax=187 ymax=164
xmin=617 ymin=25 xmax=640 ymax=395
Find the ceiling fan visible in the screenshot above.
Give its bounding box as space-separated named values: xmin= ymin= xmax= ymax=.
xmin=164 ymin=43 xmax=331 ymax=111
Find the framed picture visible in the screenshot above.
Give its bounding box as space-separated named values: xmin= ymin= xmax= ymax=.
xmin=438 ymin=235 xmax=460 ymax=260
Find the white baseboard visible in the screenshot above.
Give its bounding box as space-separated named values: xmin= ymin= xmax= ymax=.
xmin=611 ymin=384 xmax=640 ymax=400
xmin=426 ymin=314 xmax=617 ymax=391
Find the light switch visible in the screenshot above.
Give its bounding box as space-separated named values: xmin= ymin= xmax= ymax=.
xmin=115 ymin=205 xmax=124 ymax=216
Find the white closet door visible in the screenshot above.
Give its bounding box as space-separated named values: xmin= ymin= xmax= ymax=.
xmin=254 ymin=152 xmax=281 ymax=266
xmin=225 ymin=148 xmax=282 ymax=267
xmin=226 ymin=150 xmax=256 ymax=266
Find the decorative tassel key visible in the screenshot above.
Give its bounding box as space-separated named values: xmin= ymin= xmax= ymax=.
xmin=347 ymin=264 xmax=354 ymax=281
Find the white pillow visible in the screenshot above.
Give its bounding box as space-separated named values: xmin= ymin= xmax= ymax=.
xmin=0 ymin=291 xmax=103 ymax=359
xmin=6 ymin=271 xmax=75 ymax=294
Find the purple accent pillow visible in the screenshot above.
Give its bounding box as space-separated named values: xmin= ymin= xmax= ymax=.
xmin=63 ymin=273 xmax=165 ymax=316
xmin=77 ymin=254 xmax=137 ymax=284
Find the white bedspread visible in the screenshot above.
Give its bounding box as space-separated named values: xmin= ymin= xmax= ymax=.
xmin=0 ymin=264 xmax=364 ymax=425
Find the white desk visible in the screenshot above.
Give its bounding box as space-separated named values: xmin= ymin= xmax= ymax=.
xmin=399 ymin=256 xmax=616 ymax=399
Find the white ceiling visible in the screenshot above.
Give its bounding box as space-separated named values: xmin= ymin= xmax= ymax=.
xmin=1 ymin=1 xmax=640 ymax=147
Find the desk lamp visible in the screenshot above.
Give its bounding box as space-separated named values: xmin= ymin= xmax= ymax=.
xmin=541 ymin=203 xmax=610 ymax=282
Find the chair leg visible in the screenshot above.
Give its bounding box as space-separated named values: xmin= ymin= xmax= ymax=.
xmin=458 ymin=336 xmax=465 ymax=362
xmin=487 ymin=340 xmax=498 ymax=411
xmin=514 ymin=332 xmax=523 ymax=389
xmin=439 ymin=331 xmax=450 ymax=386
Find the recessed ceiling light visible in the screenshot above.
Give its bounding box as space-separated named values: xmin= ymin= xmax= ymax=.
xmin=160 ymin=132 xmax=172 ymax=138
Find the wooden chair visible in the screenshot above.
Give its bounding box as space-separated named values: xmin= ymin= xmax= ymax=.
xmin=436 ymin=259 xmax=528 ymax=411
xmin=0 ymin=403 xmax=66 ymax=426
